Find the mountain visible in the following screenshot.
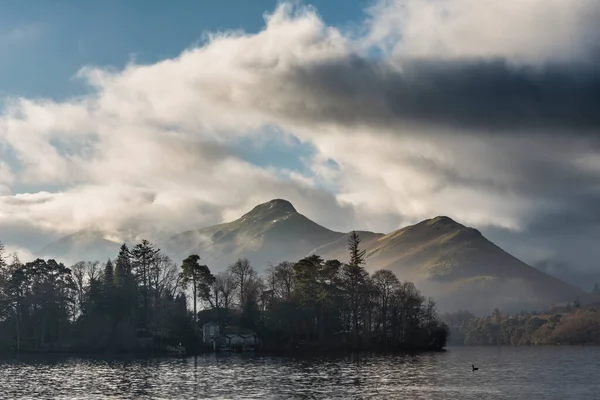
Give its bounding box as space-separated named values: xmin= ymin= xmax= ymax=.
xmin=163 ymin=199 xmax=345 ymax=268
xmin=313 ymin=216 xmax=591 ymax=314
xmin=37 ymin=229 xmax=122 ymax=264
xmin=38 ymin=200 xmax=592 ymax=314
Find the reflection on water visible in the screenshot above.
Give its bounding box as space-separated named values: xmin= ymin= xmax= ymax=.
xmin=0 ymin=347 xmax=599 ymax=399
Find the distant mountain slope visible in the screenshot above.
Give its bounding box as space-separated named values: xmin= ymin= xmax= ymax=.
xmin=37 ymin=229 xmax=121 ymax=264
xmin=311 ymin=230 xmax=384 ymax=257
xmin=315 ymin=216 xmax=591 ymax=314
xmin=164 ymin=199 xmax=345 ymax=269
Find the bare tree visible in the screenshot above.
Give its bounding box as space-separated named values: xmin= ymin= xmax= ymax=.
xmin=150 ymin=254 xmax=180 ymax=299
xmin=228 ymin=258 xmax=257 ymax=306
xmin=71 ymin=262 xmax=86 ymax=314
xmin=372 ymin=269 xmax=400 ymax=343
xmin=85 ymin=261 xmax=101 ymax=281
xmin=216 ymin=271 xmax=237 ymax=311
xmin=273 ymin=261 xmax=294 ymax=300
xmin=265 ymin=263 xmax=277 ymax=295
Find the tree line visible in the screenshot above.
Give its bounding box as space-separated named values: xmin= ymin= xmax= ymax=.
xmin=0 ymin=232 xmax=448 ymax=353
xmin=442 ymin=304 xmax=600 ymax=345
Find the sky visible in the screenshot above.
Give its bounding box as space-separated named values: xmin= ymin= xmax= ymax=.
xmin=0 ymin=0 xmax=600 ymax=275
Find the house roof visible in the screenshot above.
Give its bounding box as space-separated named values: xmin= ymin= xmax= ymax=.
xmin=222 ymin=326 xmax=255 ymax=335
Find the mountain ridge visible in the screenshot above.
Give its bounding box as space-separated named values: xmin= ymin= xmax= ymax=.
xmin=37 ymin=229 xmax=122 ymax=263
xmin=37 ymin=199 xmax=593 ymax=314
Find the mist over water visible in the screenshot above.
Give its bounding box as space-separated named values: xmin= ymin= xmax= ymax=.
xmin=1 ymin=347 xmax=598 ymax=399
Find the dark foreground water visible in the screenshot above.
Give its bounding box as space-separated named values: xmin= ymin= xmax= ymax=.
xmin=1 ymin=346 xmax=599 ymax=399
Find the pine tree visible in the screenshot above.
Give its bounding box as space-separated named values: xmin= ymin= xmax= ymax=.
xmin=114 ymin=244 xmax=136 ymax=325
xmin=114 ymin=244 xmax=132 ymax=288
xmin=348 ymin=231 xmax=366 ymax=267
xmin=103 ymin=259 xmax=115 ymax=289
xmin=343 ymin=231 xmax=369 ymax=346
xmin=131 ymin=240 xmax=160 ymax=331
xmin=180 ymin=255 xmax=215 ymax=333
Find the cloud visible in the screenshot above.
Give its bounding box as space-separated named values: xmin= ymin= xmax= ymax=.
xmin=366 ymin=0 xmax=600 ymax=64
xmin=0 ymin=23 xmax=45 ymax=46
xmin=279 ymin=58 xmax=600 ymax=134
xmin=0 ymin=1 xmax=599 ymax=271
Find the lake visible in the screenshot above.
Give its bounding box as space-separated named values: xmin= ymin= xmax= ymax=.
xmin=0 ymin=346 xmax=598 ymax=399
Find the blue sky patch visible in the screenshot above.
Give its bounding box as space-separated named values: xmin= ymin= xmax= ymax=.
xmin=234 ymin=127 xmax=316 ymax=176
xmin=0 ymin=0 xmax=369 ymax=100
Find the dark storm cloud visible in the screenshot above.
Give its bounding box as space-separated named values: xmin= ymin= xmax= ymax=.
xmin=526 ymin=192 xmax=600 ymax=234
xmin=390 ymin=137 xmax=600 ymax=201
xmin=278 ymin=56 xmax=600 ymax=134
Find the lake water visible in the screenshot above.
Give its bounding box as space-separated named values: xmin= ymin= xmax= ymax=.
xmin=0 ymin=346 xmax=598 ymax=399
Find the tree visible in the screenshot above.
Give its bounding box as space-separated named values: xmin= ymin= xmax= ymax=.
xmin=103 ymin=259 xmax=115 ymax=289
xmin=114 ymin=244 xmax=132 ymax=288
xmin=0 ymin=241 xmax=6 ymax=270
xmin=131 ymin=240 xmax=160 ymax=330
xmin=273 ymin=261 xmax=294 ymax=300
xmin=101 ymin=259 xmax=118 ymax=323
xmin=71 ymin=261 xmax=87 ymax=315
xmin=240 ymin=278 xmax=263 ymax=332
xmin=292 ymin=256 xmax=343 ymax=341
xmin=228 ymin=258 xmax=257 ymax=306
xmin=85 ymin=261 xmax=102 ymax=281
xmin=372 ymin=269 xmax=400 ymax=345
xmin=0 ymin=242 xmax=10 ymax=317
xmin=215 ymin=271 xmax=237 ymax=311
xmin=10 ymin=259 xmax=76 ymax=349
xmin=348 ymin=231 xmax=366 ymax=268
xmin=112 ymin=244 xmax=137 ymax=328
xmin=179 ymin=255 xmax=215 ymax=333
xmin=150 ymin=254 xmax=180 ymax=300
xmin=342 ymin=231 xmax=369 ymax=346
xmin=3 ymin=253 xmax=22 ymax=350
xmin=0 ymin=237 xmax=449 ymax=353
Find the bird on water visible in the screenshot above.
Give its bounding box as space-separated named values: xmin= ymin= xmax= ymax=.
xmin=472 ymin=365 xmax=479 ymax=371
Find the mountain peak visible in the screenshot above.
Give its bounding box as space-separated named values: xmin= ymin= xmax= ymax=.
xmin=242 ymin=199 xmax=298 ymax=221
xmin=255 ymin=199 xmax=296 ymax=213
xmin=428 ymin=216 xmax=461 ymax=227
xmin=418 ymin=215 xmax=485 ymax=241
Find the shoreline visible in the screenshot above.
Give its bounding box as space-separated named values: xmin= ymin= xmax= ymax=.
xmin=0 ymin=346 xmax=448 ymax=358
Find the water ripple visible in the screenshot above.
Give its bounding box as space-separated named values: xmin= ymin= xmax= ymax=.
xmin=0 ymin=347 xmax=598 ymax=399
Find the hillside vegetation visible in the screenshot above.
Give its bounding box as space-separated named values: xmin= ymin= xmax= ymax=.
xmin=443 ymin=304 xmax=600 ymax=345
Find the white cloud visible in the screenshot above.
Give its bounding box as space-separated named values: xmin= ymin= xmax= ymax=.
xmin=366 ymin=0 xmax=600 ymax=64
xmin=0 ymin=1 xmax=599 ymax=269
